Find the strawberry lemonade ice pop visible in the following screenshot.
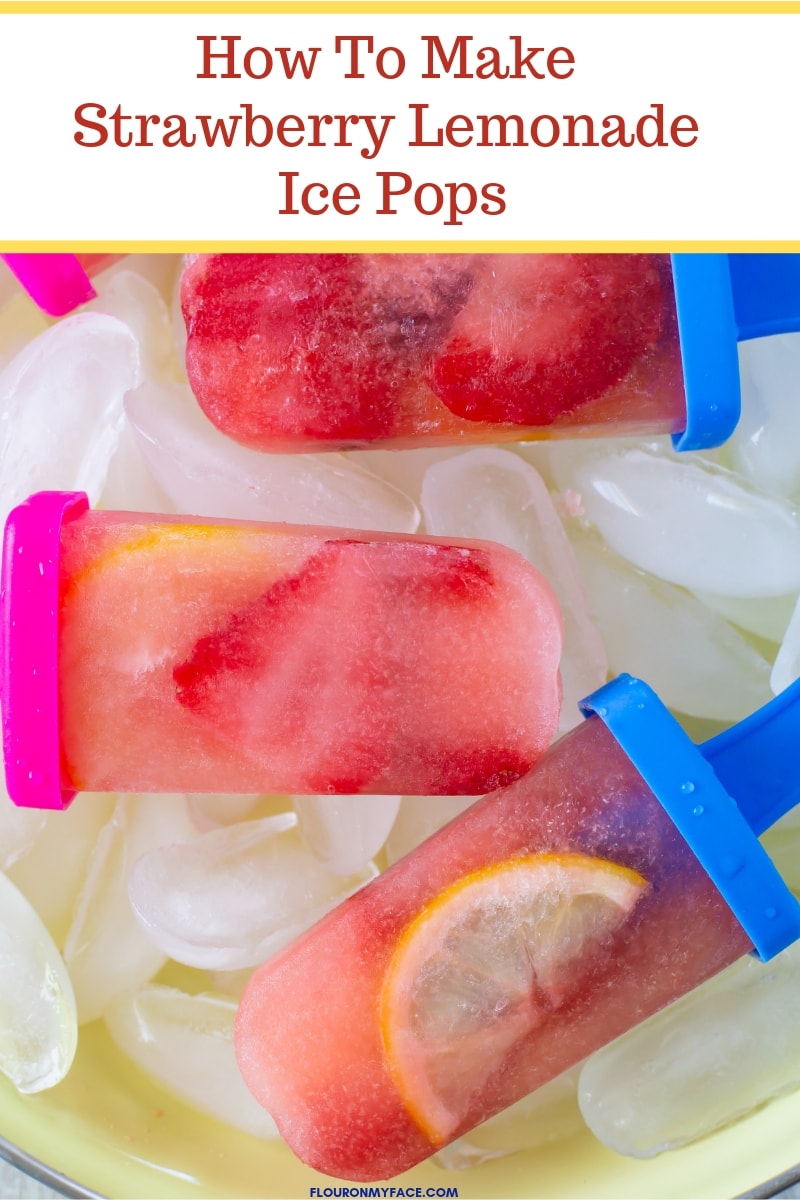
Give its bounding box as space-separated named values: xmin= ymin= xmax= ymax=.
xmin=181 ymin=252 xmax=800 ymax=454
xmin=235 ymin=675 xmax=800 ymax=1182
xmin=183 ymin=252 xmax=686 ymax=450
xmin=1 ymin=491 xmax=562 ymax=809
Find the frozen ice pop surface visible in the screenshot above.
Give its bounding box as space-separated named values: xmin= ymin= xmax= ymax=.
xmin=48 ymin=499 xmax=562 ymax=799
xmin=234 ymin=717 xmax=751 ymax=1181
xmin=181 ymin=253 xmax=685 ymax=452
xmin=578 ymin=940 xmax=800 ymax=1158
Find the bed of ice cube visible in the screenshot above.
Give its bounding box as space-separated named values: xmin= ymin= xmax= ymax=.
xmin=0 ymin=255 xmax=799 ymax=1178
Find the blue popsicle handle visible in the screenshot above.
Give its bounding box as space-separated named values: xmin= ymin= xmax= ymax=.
xmin=671 ymin=255 xmax=740 ymax=452
xmin=700 ymin=675 xmax=800 ymax=837
xmin=729 ymin=254 xmax=800 ymax=341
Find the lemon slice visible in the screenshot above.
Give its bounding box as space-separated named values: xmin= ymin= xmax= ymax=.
xmin=380 ymin=851 xmax=647 ymax=1145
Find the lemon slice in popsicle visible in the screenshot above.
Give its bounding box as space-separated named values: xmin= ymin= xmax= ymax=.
xmin=380 ymin=852 xmax=647 ymax=1145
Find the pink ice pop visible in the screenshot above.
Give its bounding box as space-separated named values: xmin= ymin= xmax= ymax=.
xmin=1 ymin=492 xmax=562 ymax=808
xmin=234 ymin=676 xmax=800 ymax=1181
xmin=182 ymin=254 xmax=800 ymax=455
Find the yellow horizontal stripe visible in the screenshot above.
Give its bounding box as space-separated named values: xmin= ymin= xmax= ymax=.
xmin=5 ymin=241 xmax=800 ymax=252
xmin=2 ymin=1 xmax=800 ymax=13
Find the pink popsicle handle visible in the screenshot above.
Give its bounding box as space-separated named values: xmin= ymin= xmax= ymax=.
xmin=0 ymin=254 xmax=96 ymax=316
xmin=1 ymin=491 xmax=88 ymax=809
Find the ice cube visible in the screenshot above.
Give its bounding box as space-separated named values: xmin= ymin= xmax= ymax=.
xmin=579 ymin=942 xmax=800 ymax=1157
xmin=292 ymin=794 xmax=400 ymax=876
xmin=770 ymin=595 xmax=800 ymax=696
xmin=571 ymin=531 xmax=772 ymax=722
xmin=125 ymin=382 xmax=420 ymax=532
xmin=0 ymin=293 xmax=49 ymax=374
xmin=435 ymin=1066 xmax=583 ymax=1169
xmin=98 ymin=417 xmax=177 ymax=514
xmin=205 ymin=968 xmax=254 ymax=998
xmin=354 ymin=446 xmax=463 ymax=504
xmin=690 ymin=590 xmax=796 ymax=646
xmin=0 ymin=871 xmax=77 ymax=1092
xmin=188 ymin=794 xmax=264 ymax=831
xmin=0 ymin=770 xmax=47 ymax=871
xmin=384 ymin=796 xmax=475 ymax=866
xmin=170 ymin=257 xmax=188 ymax=373
xmin=6 ymin=792 xmax=116 ymax=948
xmin=63 ymin=794 xmax=196 ymax=1023
xmin=87 ymin=270 xmax=179 ymax=383
xmin=421 ymin=448 xmax=606 ymax=731
xmin=105 ymin=984 xmax=278 ymax=1139
xmin=730 ymin=334 xmax=800 ymax=499
xmin=100 ymin=254 xmax=181 ymax=307
xmin=560 ymin=446 xmax=800 ymax=598
xmin=0 ymin=314 xmax=139 ymax=519
xmin=127 ymin=813 xmax=378 ymax=970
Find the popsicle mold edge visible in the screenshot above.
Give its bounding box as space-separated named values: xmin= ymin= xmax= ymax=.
xmin=0 ymin=254 xmax=97 ymax=317
xmin=579 ymin=674 xmax=800 ymax=962
xmin=1 ymin=490 xmax=88 ymax=809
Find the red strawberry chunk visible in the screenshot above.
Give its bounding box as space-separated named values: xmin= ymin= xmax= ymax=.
xmin=182 ymin=254 xmax=475 ymax=448
xmin=174 ymin=540 xmax=388 ymax=793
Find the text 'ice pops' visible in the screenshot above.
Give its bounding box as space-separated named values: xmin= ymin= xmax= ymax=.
xmin=0 ymin=491 xmax=562 ymax=809
xmin=182 ymin=253 xmax=800 ymax=454
xmin=234 ymin=674 xmax=800 ymax=1181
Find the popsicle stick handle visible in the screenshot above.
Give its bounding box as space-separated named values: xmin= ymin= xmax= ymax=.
xmin=670 ymin=254 xmax=741 ymax=452
xmin=700 ymin=675 xmax=800 ymax=837
xmin=0 ymin=254 xmax=96 ymax=316
xmin=729 ymin=254 xmax=800 ymax=341
xmin=663 ymin=254 xmax=800 ymax=452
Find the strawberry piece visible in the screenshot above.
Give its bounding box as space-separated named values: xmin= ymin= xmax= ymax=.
xmin=174 ymin=539 xmax=387 ymax=793
xmin=182 ymin=254 xmax=474 ymax=448
xmin=411 ymin=745 xmax=533 ymax=796
xmin=428 ymin=255 xmax=666 ymax=425
xmin=174 ymin=537 xmax=559 ymax=795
